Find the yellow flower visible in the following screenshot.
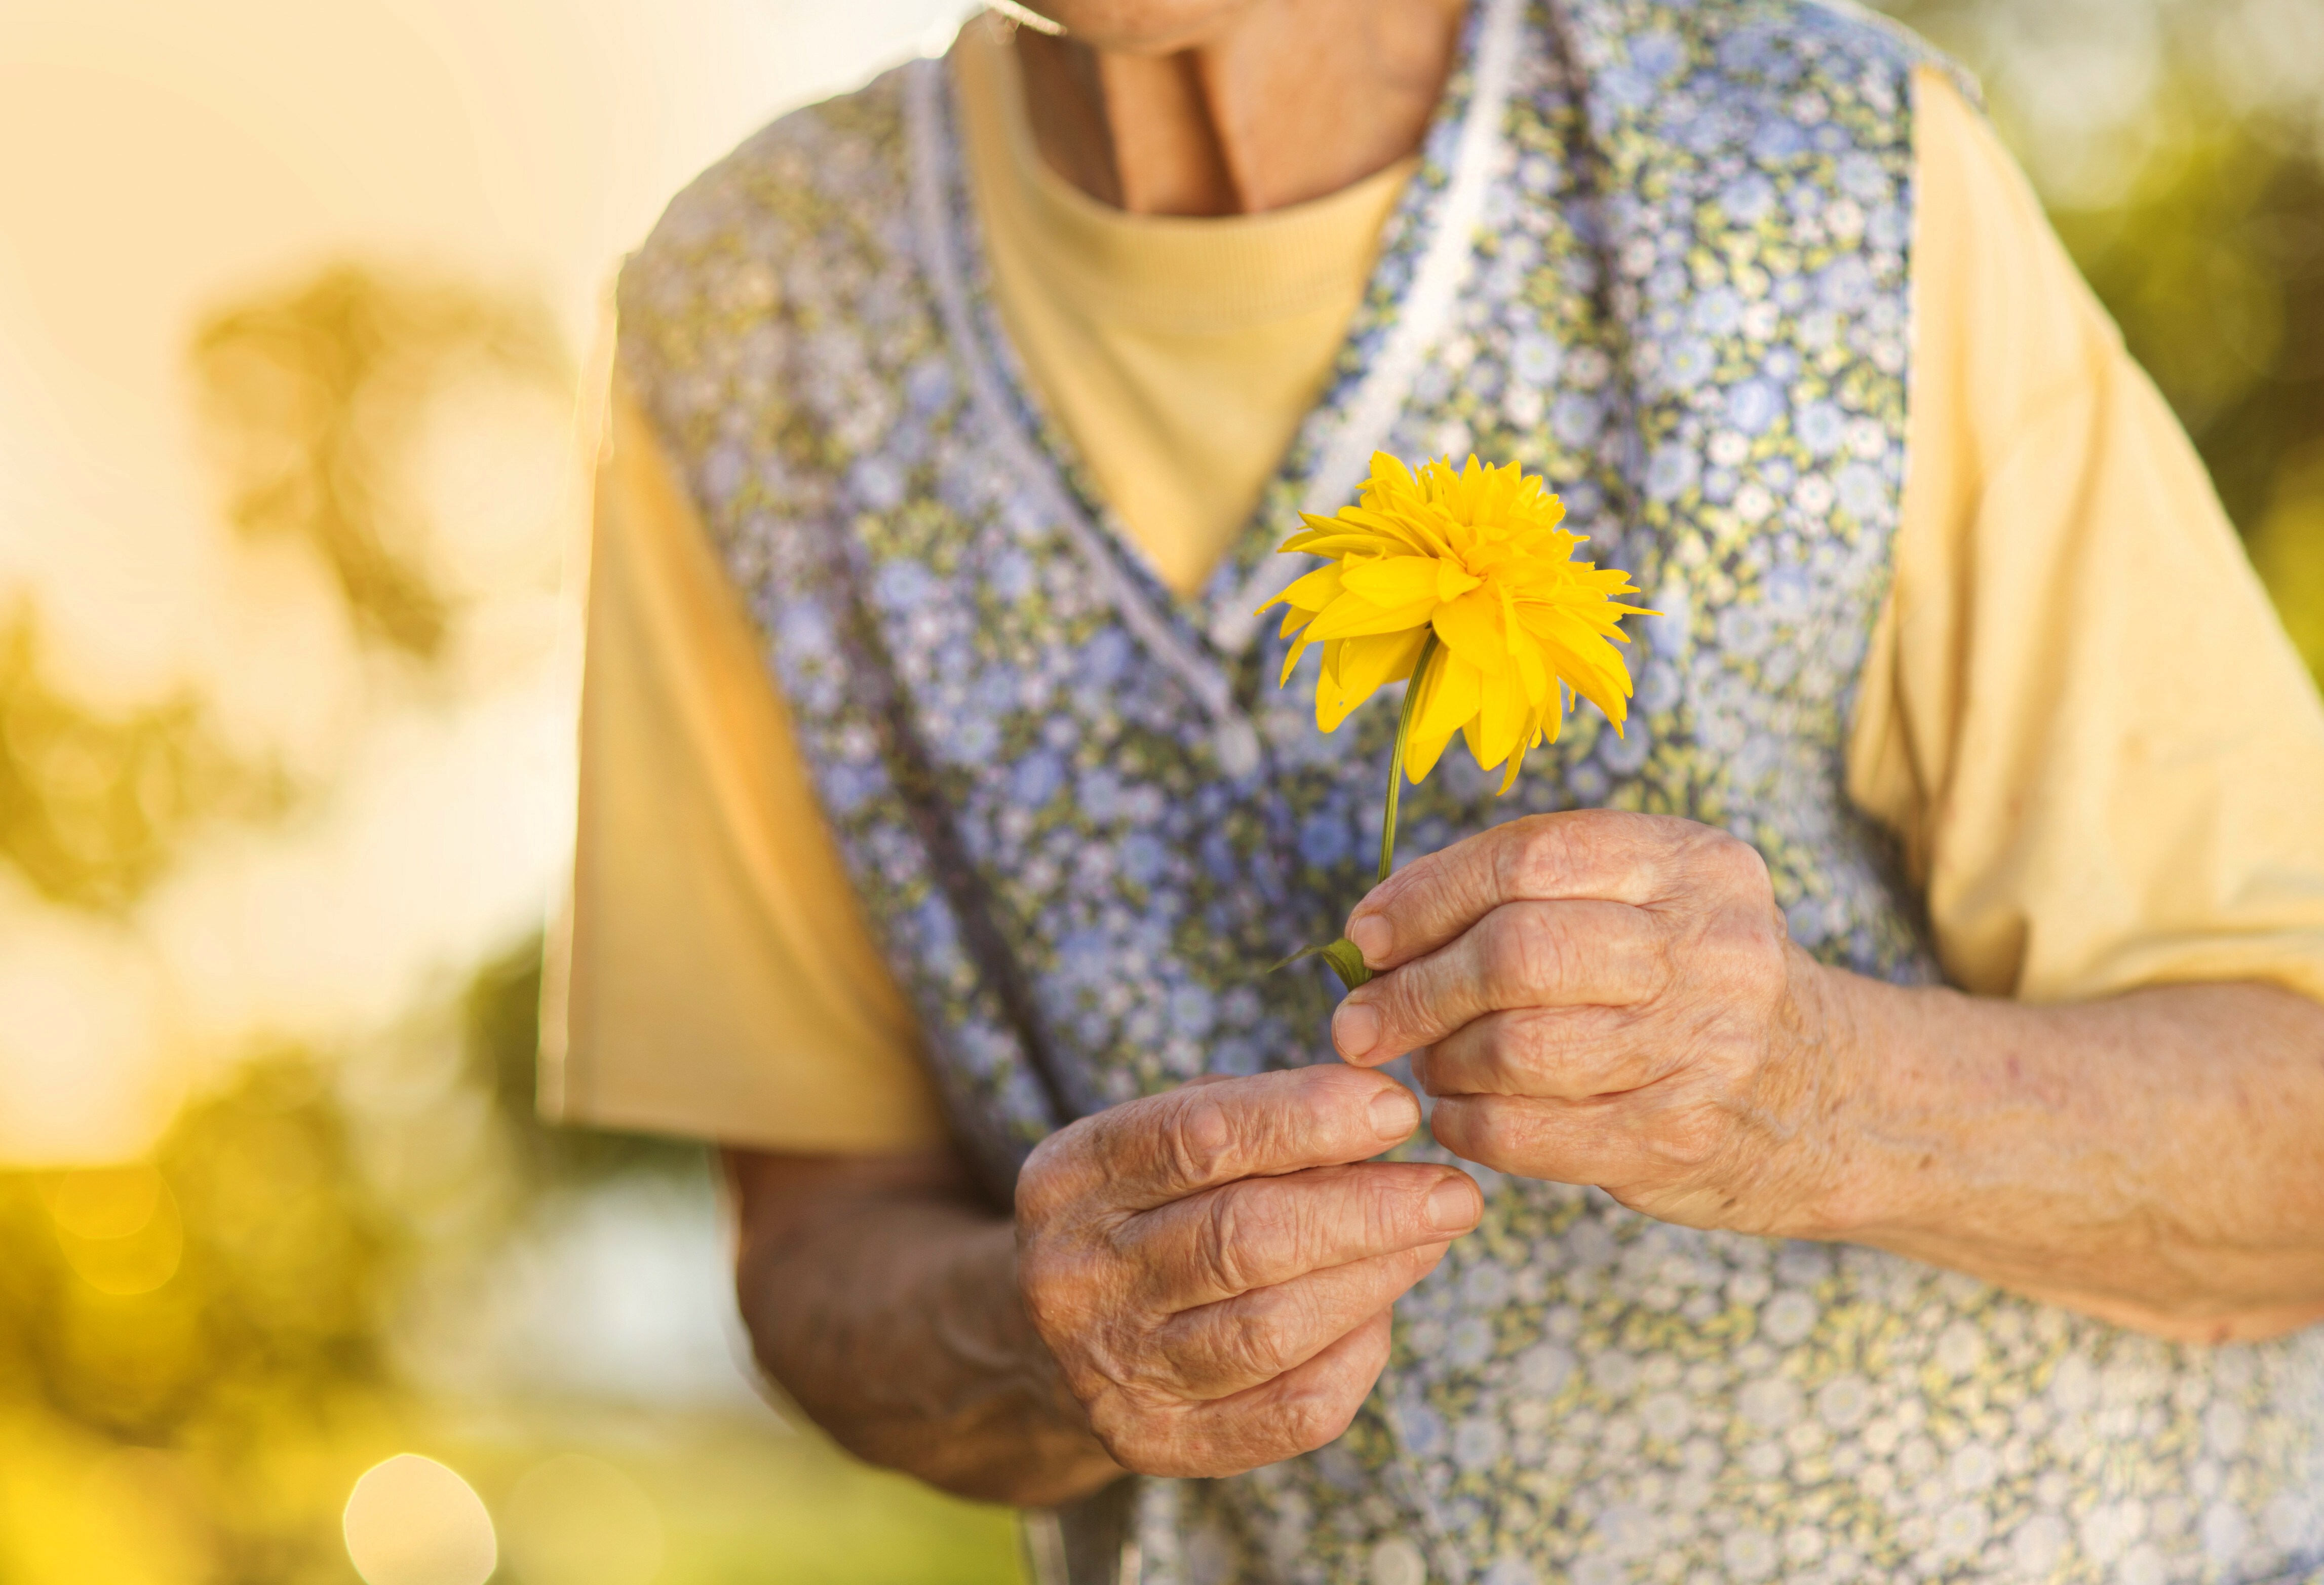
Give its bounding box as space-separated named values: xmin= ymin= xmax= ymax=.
xmin=1261 ymin=452 xmax=1652 ymax=792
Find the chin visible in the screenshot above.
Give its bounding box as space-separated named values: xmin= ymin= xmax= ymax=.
xmin=1020 ymin=0 xmax=1268 ymax=55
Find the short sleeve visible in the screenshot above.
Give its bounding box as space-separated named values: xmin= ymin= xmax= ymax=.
xmin=1848 ymin=67 xmax=2324 ymax=1005
xmin=539 ymin=370 xmax=951 ymax=1153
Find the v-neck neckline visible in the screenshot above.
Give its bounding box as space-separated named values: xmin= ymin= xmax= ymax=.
xmin=909 ymin=0 xmax=1528 ymax=695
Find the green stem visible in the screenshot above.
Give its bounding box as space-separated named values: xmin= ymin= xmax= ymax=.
xmin=1377 ymin=631 xmax=1440 ymax=887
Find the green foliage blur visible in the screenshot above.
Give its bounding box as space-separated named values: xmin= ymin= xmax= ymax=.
xmin=193 ymin=267 xmax=568 ymax=662
xmin=0 ymin=980 xmax=1027 ymax=1583
xmin=0 ymin=952 xmax=1026 ymax=1583
xmin=0 ymin=615 xmax=288 ymax=914
xmin=0 ymin=265 xmax=1026 ymax=1583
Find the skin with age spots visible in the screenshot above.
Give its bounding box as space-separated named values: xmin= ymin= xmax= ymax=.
xmin=1330 ymin=808 xmax=2324 ymax=1345
xmin=729 ymin=1066 xmax=1481 ymax=1504
xmin=1013 ymin=1065 xmax=1479 ymax=1475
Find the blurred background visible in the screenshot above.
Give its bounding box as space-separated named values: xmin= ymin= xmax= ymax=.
xmin=0 ymin=1 xmax=2316 ymax=1581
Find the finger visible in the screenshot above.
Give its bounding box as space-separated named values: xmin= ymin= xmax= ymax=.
xmin=1332 ymin=899 xmax=1666 ymax=1066
xmin=1345 ymin=809 xmax=1742 ymax=972
xmin=1413 ymin=1004 xmax=1662 ymax=1101
xmin=1143 ymin=1242 xmax=1449 ymax=1400
xmin=1122 ymin=1161 xmax=1480 ymax=1309
xmin=1020 ymin=1066 xmax=1422 ymax=1221
xmin=1430 ymin=1092 xmax=1720 ymax=1194
xmin=1109 ymin=1310 xmax=1396 ymax=1477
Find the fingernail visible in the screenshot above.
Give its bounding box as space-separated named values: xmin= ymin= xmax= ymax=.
xmin=1369 ymin=1086 xmax=1418 ymax=1142
xmin=1347 ymin=913 xmax=1392 ymax=967
xmin=1427 ymin=1176 xmax=1478 ymax=1232
xmin=1334 ymin=999 xmax=1381 ymax=1059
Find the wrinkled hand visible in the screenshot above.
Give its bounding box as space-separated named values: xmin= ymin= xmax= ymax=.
xmin=1015 ymin=1065 xmax=1482 ymax=1477
xmin=1329 ymin=809 xmax=1856 ymax=1236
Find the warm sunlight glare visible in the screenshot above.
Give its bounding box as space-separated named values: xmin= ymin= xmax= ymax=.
xmin=342 ymin=1455 xmax=497 ymax=1585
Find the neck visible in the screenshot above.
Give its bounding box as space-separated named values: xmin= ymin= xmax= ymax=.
xmin=1011 ymin=0 xmax=1468 ymax=217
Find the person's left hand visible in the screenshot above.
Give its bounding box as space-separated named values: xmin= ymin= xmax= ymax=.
xmin=1327 ymin=808 xmax=1863 ymax=1238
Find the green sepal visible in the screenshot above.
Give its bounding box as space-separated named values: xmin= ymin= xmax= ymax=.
xmin=1268 ymin=937 xmax=1374 ymax=990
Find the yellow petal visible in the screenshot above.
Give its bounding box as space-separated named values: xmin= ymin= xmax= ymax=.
xmin=1496 ymin=709 xmax=1546 ymax=794
xmin=1341 ymin=627 xmax=1429 ymax=698
xmin=1304 ymin=593 xmax=1441 ymax=642
xmin=1514 ymin=628 xmax=1551 ymax=705
xmin=1363 ymin=451 xmax=1420 ymax=502
xmin=1538 ymin=682 xmax=1566 ymax=747
xmin=1279 ymin=620 xmax=1320 ymax=687
xmin=1267 ymin=450 xmax=1653 ymax=760
xmin=1515 ymin=608 xmax=1635 ymax=721
xmin=1313 ymin=630 xmax=1420 ymax=733
xmin=1430 ymin=586 xmax=1508 ymax=676
xmin=1332 ymin=503 xmax=1455 ymax=559
xmin=1474 ymin=665 xmax=1528 ymax=770
xmin=1408 ymin=653 xmax=1483 ymax=774
xmin=1258 ymin=561 xmax=1345 ymax=617
xmin=1314 ymin=640 xmax=1358 ymax=732
xmin=1405 ymin=722 xmax=1460 ymax=784
xmin=1283 ymin=516 xmax=1413 ymax=557
xmin=1340 ymin=556 xmax=1448 ymax=608
xmin=1437 ymin=560 xmax=1484 ymax=600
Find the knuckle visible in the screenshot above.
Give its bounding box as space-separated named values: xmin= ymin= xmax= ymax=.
xmin=1652 ymin=1105 xmax=1725 ymax=1171
xmin=1699 ymin=896 xmax=1787 ymax=978
xmin=1017 ymin=1249 xmax=1096 ymax=1334
xmin=1253 ymin=1193 xmax=1310 ymax=1274
xmin=1467 ymin=1097 xmax=1515 ymax=1155
xmin=1162 ymin=1096 xmax=1235 ymax=1188
xmin=1105 ymin=1433 xmax=1169 ymax=1476
xmin=1015 ymin=1130 xmax=1076 ymax=1221
xmin=1281 ymin=1380 xmax=1361 ymax=1452
xmin=1215 ymin=1292 xmax=1304 ymax=1381
xmin=1702 ymin=830 xmax=1772 ymax=896
xmin=1483 ymin=906 xmax=1560 ymax=994
xmin=1484 ymin=1009 xmax=1547 ymax=1083
xmin=1501 ymin=815 xmax=1572 ymax=895
xmin=1426 ymin=1097 xmax=1474 ymax=1158
xmin=1086 ymin=1399 xmax=1160 ymax=1466
xmin=1448 ymin=1097 xmax=1521 ymax=1166
xmin=1200 ymin=1194 xmax=1253 ymax=1294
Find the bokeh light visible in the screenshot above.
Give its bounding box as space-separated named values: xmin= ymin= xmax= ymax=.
xmin=46 ymin=1165 xmax=184 ymax=1296
xmin=342 ymin=1455 xmax=496 ymax=1585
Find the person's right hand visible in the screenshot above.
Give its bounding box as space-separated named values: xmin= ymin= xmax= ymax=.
xmin=1014 ymin=1063 xmax=1484 ymax=1478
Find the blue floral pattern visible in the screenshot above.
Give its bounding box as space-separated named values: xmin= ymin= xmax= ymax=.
xmin=616 ymin=1 xmax=2324 ymax=1579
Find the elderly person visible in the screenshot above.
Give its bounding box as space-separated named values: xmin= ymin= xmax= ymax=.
xmin=546 ymin=0 xmax=2324 ymax=1579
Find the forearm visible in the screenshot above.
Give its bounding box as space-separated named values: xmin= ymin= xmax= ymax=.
xmin=724 ymin=1148 xmax=1122 ymax=1506
xmin=1815 ymin=975 xmax=2324 ymax=1340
